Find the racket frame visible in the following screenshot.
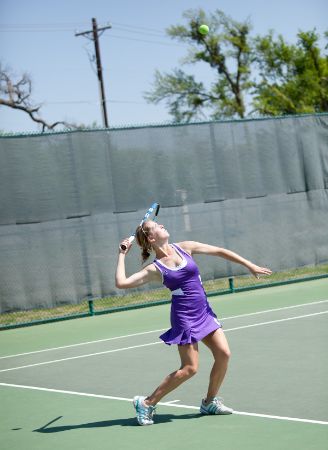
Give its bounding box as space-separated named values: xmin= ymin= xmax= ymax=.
xmin=120 ymin=202 xmax=160 ymax=250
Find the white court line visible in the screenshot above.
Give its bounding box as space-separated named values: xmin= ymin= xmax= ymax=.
xmin=0 ymin=310 xmax=327 ymax=373
xmin=0 ymin=328 xmax=167 ymax=360
xmin=1 ymin=299 xmax=327 ymax=360
xmin=223 ymin=310 xmax=328 ymax=332
xmin=0 ymin=342 xmax=162 ymax=373
xmin=0 ymin=382 xmax=327 ymax=426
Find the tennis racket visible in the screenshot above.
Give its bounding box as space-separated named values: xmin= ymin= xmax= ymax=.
xmin=120 ymin=202 xmax=160 ymax=250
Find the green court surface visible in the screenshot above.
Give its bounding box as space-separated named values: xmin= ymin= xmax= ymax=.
xmin=1 ymin=279 xmax=327 ymax=450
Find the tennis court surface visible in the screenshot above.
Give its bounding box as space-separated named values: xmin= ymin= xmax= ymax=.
xmin=1 ymin=278 xmax=327 ymax=450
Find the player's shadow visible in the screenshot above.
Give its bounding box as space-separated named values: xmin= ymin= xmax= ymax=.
xmin=33 ymin=413 xmax=202 ymax=432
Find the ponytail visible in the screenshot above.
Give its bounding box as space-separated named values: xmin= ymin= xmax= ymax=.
xmin=135 ymin=224 xmax=152 ymax=263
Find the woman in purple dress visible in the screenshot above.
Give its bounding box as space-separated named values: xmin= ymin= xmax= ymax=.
xmin=116 ymin=221 xmax=272 ymax=425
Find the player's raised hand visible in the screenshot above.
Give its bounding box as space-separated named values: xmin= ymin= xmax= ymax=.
xmin=119 ymin=238 xmax=132 ymax=254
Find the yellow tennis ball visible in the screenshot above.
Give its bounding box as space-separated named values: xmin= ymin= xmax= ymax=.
xmin=198 ymin=24 xmax=209 ymax=35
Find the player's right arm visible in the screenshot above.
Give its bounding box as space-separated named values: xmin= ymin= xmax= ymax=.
xmin=115 ymin=239 xmax=160 ymax=289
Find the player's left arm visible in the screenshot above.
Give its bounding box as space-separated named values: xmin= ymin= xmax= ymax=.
xmin=178 ymin=241 xmax=272 ymax=278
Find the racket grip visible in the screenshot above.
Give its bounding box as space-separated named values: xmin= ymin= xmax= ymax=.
xmin=120 ymin=235 xmax=135 ymax=251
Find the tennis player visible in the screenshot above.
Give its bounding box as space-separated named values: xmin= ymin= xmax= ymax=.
xmin=116 ymin=221 xmax=272 ymax=425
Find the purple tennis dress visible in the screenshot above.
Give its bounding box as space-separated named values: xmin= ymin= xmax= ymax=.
xmin=153 ymin=243 xmax=222 ymax=345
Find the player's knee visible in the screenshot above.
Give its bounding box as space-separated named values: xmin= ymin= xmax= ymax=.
xmin=224 ymin=348 xmax=231 ymax=360
xmin=214 ymin=347 xmax=231 ymax=362
xmin=182 ymin=364 xmax=198 ymax=378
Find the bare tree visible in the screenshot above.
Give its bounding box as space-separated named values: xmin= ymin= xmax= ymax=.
xmin=0 ymin=63 xmax=74 ymax=131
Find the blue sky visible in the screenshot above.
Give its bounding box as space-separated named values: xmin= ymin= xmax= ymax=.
xmin=1 ymin=0 xmax=327 ymax=132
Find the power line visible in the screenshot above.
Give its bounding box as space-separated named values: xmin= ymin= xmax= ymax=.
xmin=44 ymin=99 xmax=147 ymax=105
xmin=0 ymin=23 xmax=88 ymax=32
xmin=0 ymin=28 xmax=183 ymax=47
xmin=0 ymin=21 xmax=167 ymax=35
xmin=109 ymin=26 xmax=166 ymax=38
xmin=111 ymin=24 xmax=166 ymax=37
xmin=105 ymin=34 xmax=183 ymax=47
xmin=0 ymin=21 xmax=184 ymax=47
xmin=0 ymin=22 xmax=172 ymax=39
xmin=111 ymin=21 xmax=167 ymax=34
xmin=0 ymin=29 xmax=73 ymax=32
xmin=0 ymin=22 xmax=88 ymax=26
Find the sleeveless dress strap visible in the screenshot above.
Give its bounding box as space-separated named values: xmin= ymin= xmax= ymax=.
xmin=153 ymin=259 xmax=164 ymax=273
xmin=171 ymin=243 xmax=192 ymax=259
xmin=152 ymin=259 xmax=165 ymax=284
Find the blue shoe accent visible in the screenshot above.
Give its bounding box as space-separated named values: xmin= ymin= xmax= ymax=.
xmin=133 ymin=396 xmax=156 ymax=425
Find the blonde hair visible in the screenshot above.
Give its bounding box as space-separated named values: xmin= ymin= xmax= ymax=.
xmin=135 ymin=222 xmax=153 ymax=263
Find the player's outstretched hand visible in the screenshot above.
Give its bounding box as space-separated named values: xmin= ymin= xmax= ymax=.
xmin=248 ymin=264 xmax=272 ymax=279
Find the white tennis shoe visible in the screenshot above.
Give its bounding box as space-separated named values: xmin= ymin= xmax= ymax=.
xmin=133 ymin=395 xmax=156 ymax=425
xmin=200 ymin=397 xmax=233 ymax=415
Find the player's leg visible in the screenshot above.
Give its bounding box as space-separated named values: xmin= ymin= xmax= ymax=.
xmin=145 ymin=342 xmax=199 ymax=406
xmin=200 ymin=328 xmax=233 ymax=414
xmin=133 ymin=342 xmax=199 ymax=425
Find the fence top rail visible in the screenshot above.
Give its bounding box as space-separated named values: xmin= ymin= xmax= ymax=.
xmin=1 ymin=112 xmax=328 ymax=139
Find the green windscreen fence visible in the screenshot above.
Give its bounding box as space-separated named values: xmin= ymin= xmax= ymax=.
xmin=0 ymin=114 xmax=328 ymax=326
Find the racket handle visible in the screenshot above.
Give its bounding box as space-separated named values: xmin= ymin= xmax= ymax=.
xmin=120 ymin=235 xmax=135 ymax=251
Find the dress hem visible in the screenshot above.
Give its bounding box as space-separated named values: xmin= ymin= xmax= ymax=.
xmin=159 ymin=320 xmax=222 ymax=346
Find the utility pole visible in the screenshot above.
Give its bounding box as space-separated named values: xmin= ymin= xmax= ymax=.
xmin=75 ymin=18 xmax=111 ymax=128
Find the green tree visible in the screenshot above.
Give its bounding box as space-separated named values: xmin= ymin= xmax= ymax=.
xmin=252 ymin=30 xmax=328 ymax=115
xmin=145 ymin=9 xmax=328 ymax=122
xmin=144 ymin=9 xmax=254 ymax=122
